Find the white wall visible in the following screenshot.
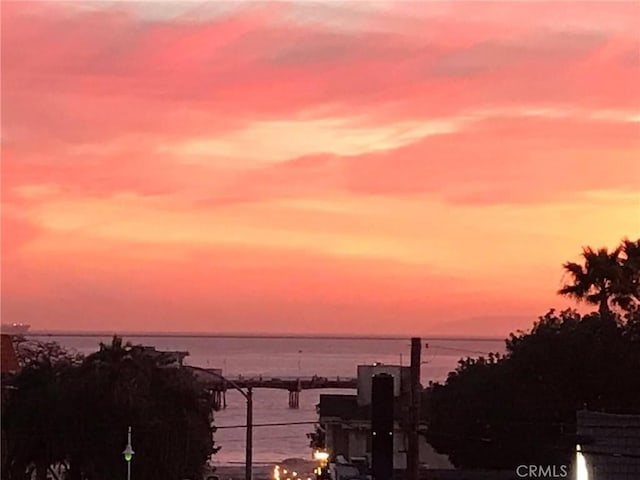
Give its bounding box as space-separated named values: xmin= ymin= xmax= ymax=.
xmin=357 ymin=364 xmax=403 ymax=406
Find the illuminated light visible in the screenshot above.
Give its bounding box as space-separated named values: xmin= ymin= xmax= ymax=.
xmin=283 ymin=470 xmax=288 ymax=474
xmin=293 ymin=473 xmax=297 ymax=477
xmin=576 ymin=444 xmax=589 ymax=480
xmin=313 ymin=450 xmax=330 ymax=462
xmin=122 ymin=444 xmax=134 ymax=462
xmin=122 ymin=426 xmax=134 ymax=464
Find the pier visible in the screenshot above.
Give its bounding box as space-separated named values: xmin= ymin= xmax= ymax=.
xmin=187 ymin=366 xmax=357 ymax=409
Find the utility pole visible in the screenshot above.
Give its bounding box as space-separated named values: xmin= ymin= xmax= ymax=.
xmin=206 ymin=371 xmax=252 ymax=480
xmin=245 ymin=387 xmax=253 ymax=480
xmin=407 ymin=337 xmax=421 ymax=480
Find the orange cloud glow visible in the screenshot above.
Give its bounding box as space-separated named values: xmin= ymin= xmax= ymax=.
xmin=2 ymin=1 xmax=639 ymax=335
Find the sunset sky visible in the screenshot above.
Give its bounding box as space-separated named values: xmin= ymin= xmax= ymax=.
xmin=2 ymin=1 xmax=639 ymax=336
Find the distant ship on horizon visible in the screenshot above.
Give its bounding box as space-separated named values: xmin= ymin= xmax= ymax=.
xmin=1 ymin=323 xmax=31 ymax=335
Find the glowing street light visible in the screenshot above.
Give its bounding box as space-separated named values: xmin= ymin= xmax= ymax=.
xmin=313 ymin=449 xmax=330 ymax=479
xmin=576 ymin=444 xmax=589 ymax=480
xmin=313 ymin=450 xmax=329 ymax=463
xmin=123 ymin=426 xmax=134 ymax=480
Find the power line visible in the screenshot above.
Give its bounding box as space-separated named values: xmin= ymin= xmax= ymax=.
xmin=427 ymin=344 xmax=499 ymax=356
xmin=216 ymin=421 xmax=318 ymax=430
xmin=220 ymin=434 xmax=309 ymax=444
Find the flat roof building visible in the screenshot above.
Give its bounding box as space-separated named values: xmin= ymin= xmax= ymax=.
xmin=317 ymin=363 xmax=451 ymax=472
xmin=577 ymin=410 xmax=640 ymax=480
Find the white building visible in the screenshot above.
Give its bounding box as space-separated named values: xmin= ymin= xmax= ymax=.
xmin=317 ymin=363 xmax=452 ymax=471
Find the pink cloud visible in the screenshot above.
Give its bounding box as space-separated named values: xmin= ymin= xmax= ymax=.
xmin=2 ymin=1 xmax=638 ymax=334
xmin=196 ymin=116 xmax=638 ymax=206
xmin=3 ymin=1 xmax=638 ymax=146
xmin=4 ymin=113 xmax=637 ymax=210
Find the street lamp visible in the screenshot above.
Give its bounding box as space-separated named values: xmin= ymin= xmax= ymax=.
xmin=123 ymin=425 xmax=134 ymax=480
xmin=206 ymin=370 xmax=253 ymax=480
xmin=313 ymin=449 xmax=330 ymax=480
xmin=576 ymin=444 xmax=589 ymax=480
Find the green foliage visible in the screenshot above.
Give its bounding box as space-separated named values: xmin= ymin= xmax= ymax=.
xmin=2 ymin=337 xmax=219 ymax=479
xmin=425 ymin=308 xmax=640 ymax=469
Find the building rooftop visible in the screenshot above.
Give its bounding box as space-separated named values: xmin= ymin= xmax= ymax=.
xmin=1 ymin=334 xmax=19 ymax=374
xmin=137 ymin=345 xmax=189 ymax=366
xmin=577 ymin=410 xmax=640 ymax=480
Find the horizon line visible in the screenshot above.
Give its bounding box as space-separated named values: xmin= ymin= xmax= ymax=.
xmin=20 ymin=330 xmax=506 ymax=342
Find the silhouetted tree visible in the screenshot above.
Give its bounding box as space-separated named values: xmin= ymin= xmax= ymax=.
xmin=558 ymin=245 xmax=622 ymax=317
xmin=616 ymin=238 xmax=640 ymax=312
xmin=1 ymin=350 xmax=76 ymax=478
xmin=426 ymin=238 xmax=640 ymax=469
xmin=2 ymin=337 xmax=219 ymax=479
xmin=558 ymin=238 xmax=640 ymax=317
xmin=307 ymin=424 xmax=326 ymax=450
xmin=425 ymin=309 xmax=640 ymax=469
xmin=13 ymin=337 xmax=84 ymax=368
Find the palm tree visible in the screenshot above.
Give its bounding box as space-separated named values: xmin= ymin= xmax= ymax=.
xmin=558 ymin=245 xmax=623 ymax=318
xmin=615 ymin=238 xmax=640 ymax=312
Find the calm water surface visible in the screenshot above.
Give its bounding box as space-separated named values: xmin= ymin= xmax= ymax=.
xmin=32 ymin=335 xmax=505 ymax=465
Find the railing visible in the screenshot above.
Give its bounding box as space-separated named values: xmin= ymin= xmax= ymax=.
xmin=187 ymin=366 xmax=357 ymax=390
xmin=222 ymin=374 xmax=356 ymax=383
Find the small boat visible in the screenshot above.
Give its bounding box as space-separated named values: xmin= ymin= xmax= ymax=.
xmin=1 ymin=323 xmax=31 ymax=335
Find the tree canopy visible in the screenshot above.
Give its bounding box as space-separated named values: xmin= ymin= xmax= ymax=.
xmin=425 ymin=308 xmax=640 ymax=469
xmin=2 ymin=337 xmax=219 ymax=480
xmin=425 ymin=237 xmax=640 ymax=469
xmin=558 ymin=238 xmax=640 ymax=316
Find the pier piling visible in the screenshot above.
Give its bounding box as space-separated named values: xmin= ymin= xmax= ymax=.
xmin=288 ymin=389 xmax=300 ymax=409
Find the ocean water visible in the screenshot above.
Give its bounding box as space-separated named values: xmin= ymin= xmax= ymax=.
xmin=30 ymin=335 xmax=505 ymax=465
